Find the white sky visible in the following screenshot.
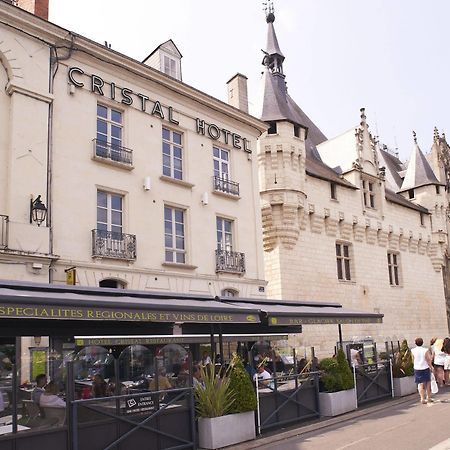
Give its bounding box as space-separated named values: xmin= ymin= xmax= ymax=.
xmin=49 ymin=0 xmax=450 ymax=161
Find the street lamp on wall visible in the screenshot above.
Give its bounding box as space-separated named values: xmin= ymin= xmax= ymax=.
xmin=30 ymin=195 xmax=47 ymax=226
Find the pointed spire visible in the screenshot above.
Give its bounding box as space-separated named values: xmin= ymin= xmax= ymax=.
xmin=262 ymin=1 xmax=285 ymax=74
xmin=360 ymin=107 xmax=367 ymax=125
xmin=400 ymin=131 xmax=440 ymax=191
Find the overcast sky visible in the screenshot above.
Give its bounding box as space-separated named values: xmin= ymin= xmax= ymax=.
xmin=49 ymin=0 xmax=449 ymax=161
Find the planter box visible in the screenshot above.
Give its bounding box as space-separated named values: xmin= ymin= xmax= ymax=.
xmin=393 ymin=376 xmax=416 ymax=397
xmin=319 ymin=388 xmax=357 ymax=417
xmin=198 ymin=410 xmax=255 ymax=449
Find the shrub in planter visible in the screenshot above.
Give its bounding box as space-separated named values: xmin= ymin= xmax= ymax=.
xmin=392 ymin=339 xmax=414 ymax=378
xmin=319 ymin=349 xmax=354 ymax=392
xmin=194 ymin=364 xmax=235 ymax=418
xmin=228 ymin=355 xmax=257 ymax=414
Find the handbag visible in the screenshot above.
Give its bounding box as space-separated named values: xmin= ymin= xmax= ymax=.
xmin=430 ymin=372 xmax=439 ymax=394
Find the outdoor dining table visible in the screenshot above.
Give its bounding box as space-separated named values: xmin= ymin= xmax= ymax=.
xmin=0 ymin=424 xmax=29 ymax=435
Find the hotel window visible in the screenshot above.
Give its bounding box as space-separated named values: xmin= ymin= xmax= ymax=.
xmin=217 ymin=217 xmax=233 ymax=252
xmin=164 ymin=206 xmax=185 ymax=263
xmin=362 ymin=179 xmax=375 ymax=208
xmin=387 ymin=252 xmax=400 ymax=286
xmin=162 ymin=128 xmax=183 ymax=180
xmin=436 ymin=185 xmax=441 ymax=195
xmin=96 ymin=104 xmax=123 ymax=158
xmin=336 ymin=242 xmax=352 ymax=281
xmin=213 ymin=147 xmax=230 ymax=180
xmin=97 ymin=191 xmax=123 ymax=239
xmin=222 ymin=288 xmax=238 ymax=297
xmin=163 ymin=55 xmax=178 ymax=78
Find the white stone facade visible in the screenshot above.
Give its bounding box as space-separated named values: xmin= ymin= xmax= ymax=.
xmin=0 ymin=2 xmax=267 ymax=299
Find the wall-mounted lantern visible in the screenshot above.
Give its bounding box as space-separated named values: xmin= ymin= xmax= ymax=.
xmin=30 ymin=195 xmax=47 ymax=226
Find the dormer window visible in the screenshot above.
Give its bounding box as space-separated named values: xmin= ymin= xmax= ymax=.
xmin=362 ymin=178 xmax=376 ymax=209
xmin=163 ymin=54 xmax=178 ymax=78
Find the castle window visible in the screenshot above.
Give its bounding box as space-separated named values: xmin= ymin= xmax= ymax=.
xmin=408 ymin=189 xmax=415 ymax=199
xmin=267 ymin=122 xmax=277 ymax=135
xmin=420 ymin=212 xmax=425 ymax=226
xmin=387 ymin=252 xmax=401 ymax=286
xmin=330 ymin=183 xmax=337 ymax=200
xmin=293 ymin=124 xmax=300 ymax=138
xmin=336 ymin=242 xmax=352 ymax=281
xmin=436 ymin=185 xmax=441 ymax=195
xmin=362 ymin=178 xmax=376 ymax=209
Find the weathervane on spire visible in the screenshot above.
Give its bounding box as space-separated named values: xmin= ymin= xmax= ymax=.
xmin=263 ymin=1 xmax=275 ymax=22
xmin=412 ymin=130 xmax=417 ymax=144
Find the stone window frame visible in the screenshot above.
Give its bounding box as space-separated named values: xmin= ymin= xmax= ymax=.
xmin=335 ymin=241 xmax=353 ymax=281
xmin=387 ymin=251 xmax=402 ymax=287
xmin=361 ymin=177 xmax=376 ymax=209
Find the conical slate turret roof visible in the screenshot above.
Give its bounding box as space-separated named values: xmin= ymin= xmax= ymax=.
xmin=400 ymin=132 xmax=440 ymax=191
xmin=265 ymin=13 xmax=284 ymax=59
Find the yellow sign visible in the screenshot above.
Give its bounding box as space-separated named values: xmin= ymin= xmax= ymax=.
xmin=65 ymin=268 xmax=76 ymax=285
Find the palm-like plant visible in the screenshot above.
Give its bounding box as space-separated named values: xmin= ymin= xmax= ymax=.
xmin=194 ymin=364 xmax=235 ymax=418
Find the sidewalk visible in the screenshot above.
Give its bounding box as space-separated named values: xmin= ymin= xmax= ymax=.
xmin=228 ymin=393 xmax=421 ymax=450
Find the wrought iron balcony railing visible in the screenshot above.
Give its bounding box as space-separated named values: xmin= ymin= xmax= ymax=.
xmin=215 ymin=249 xmax=245 ymax=274
xmin=213 ymin=175 xmax=240 ymax=196
xmin=0 ymin=215 xmax=8 ymax=249
xmin=93 ymin=139 xmax=133 ymax=166
xmin=92 ymin=229 xmax=137 ymax=260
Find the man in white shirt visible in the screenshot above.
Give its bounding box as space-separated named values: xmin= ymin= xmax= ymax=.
xmin=253 ymin=365 xmax=272 ymax=388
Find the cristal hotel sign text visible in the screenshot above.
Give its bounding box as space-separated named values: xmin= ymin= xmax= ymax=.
xmin=68 ymin=67 xmax=252 ymax=152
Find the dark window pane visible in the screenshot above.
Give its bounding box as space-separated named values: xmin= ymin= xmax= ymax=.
xmin=111 ymin=109 xmax=122 ymax=124
xmin=370 ymin=195 xmax=375 ymax=208
xmin=97 ymin=191 xmax=107 ymax=207
xmin=176 ymin=252 xmax=185 ymax=264
xmin=224 ymin=220 xmax=232 ymax=232
xmin=112 ymin=211 xmax=122 ymax=226
xmin=176 ymin=237 xmax=184 ymax=250
xmin=174 ymin=170 xmax=182 ymax=180
xmin=174 ymin=158 xmax=182 ymax=170
xmin=162 ymin=128 xmax=170 ymax=141
xmin=97 ymin=104 xmax=107 ymax=118
xmin=213 ymin=147 xmax=220 ymax=158
xmin=163 ymin=165 xmax=171 ymax=177
xmin=111 ymin=125 xmax=121 ymax=139
xmin=393 ymin=254 xmax=397 ymax=264
xmin=388 ymin=267 xmax=393 ymax=285
xmin=175 ymin=223 xmax=184 ymax=236
xmin=97 ymin=119 xmax=107 ymax=134
xmin=336 ymin=243 xmax=341 ymax=257
xmin=343 ymin=245 xmax=349 ymax=258
xmin=97 ymin=208 xmax=107 ymax=224
xmin=111 ymin=195 xmax=122 ymax=211
xmin=164 ymin=221 xmax=172 ymax=234
xmin=221 ymin=150 xmax=228 ymax=161
xmin=173 ymin=146 xmax=182 ymax=159
xmin=394 ymin=267 xmax=399 ymax=285
xmin=344 ymin=259 xmax=351 ymax=280
xmin=173 ymin=132 xmax=182 ymax=145
xmin=165 ymin=251 xmax=173 ymax=262
xmin=163 ymin=142 xmax=171 ymax=155
xmin=164 ymin=207 xmax=172 ymax=221
xmin=165 ymin=235 xmax=172 ymax=248
xmin=174 ymin=210 xmax=183 ymax=223
xmin=337 ymin=260 xmax=343 ymax=280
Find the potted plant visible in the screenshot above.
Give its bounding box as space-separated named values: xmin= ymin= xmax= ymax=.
xmin=392 ymin=340 xmax=416 ymax=397
xmin=318 ymin=349 xmax=356 ymax=417
xmin=195 ymin=356 xmax=257 ymax=449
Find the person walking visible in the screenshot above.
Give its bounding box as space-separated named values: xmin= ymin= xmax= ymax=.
xmin=411 ymin=337 xmax=433 ymax=404
xmin=443 ymin=337 xmax=450 ymax=386
xmin=431 ymin=338 xmax=446 ymax=388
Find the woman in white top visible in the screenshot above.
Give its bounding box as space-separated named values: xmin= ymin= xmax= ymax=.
xmin=411 ymin=337 xmax=432 ymax=404
xmin=430 ymin=338 xmax=446 ymax=388
xmin=39 ymin=381 xmax=66 ymax=408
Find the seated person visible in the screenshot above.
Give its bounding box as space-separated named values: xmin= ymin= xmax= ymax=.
xmin=40 ymin=381 xmax=66 ymax=408
xmin=192 ymin=365 xmax=204 ymax=389
xmin=253 ymin=364 xmax=272 ymax=388
xmin=149 ymin=368 xmax=172 ymax=391
xmin=32 ymin=373 xmax=47 ymax=405
xmin=91 ymin=374 xmax=107 ymax=398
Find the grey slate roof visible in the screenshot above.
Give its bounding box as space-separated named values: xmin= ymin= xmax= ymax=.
xmin=378 ymin=148 xmax=405 ymax=189
xmin=385 ymin=188 xmax=429 ymax=214
xmin=400 ymin=140 xmax=440 ymax=191
xmin=265 ymin=20 xmax=284 ymax=58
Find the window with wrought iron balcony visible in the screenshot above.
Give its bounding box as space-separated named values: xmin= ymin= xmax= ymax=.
xmin=212 ymin=146 xmax=240 ymax=197
xmin=215 ymin=217 xmax=245 ymax=274
xmin=93 ymin=105 xmax=133 ymax=168
xmin=92 ymin=191 xmax=136 ymax=260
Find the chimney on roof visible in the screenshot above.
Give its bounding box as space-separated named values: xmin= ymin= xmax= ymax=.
xmin=16 ymin=0 xmax=48 ymax=20
xmin=227 ymin=73 xmax=249 ymax=113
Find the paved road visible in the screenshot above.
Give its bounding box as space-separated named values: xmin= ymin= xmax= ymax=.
xmin=255 ymin=388 xmax=450 ymax=450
